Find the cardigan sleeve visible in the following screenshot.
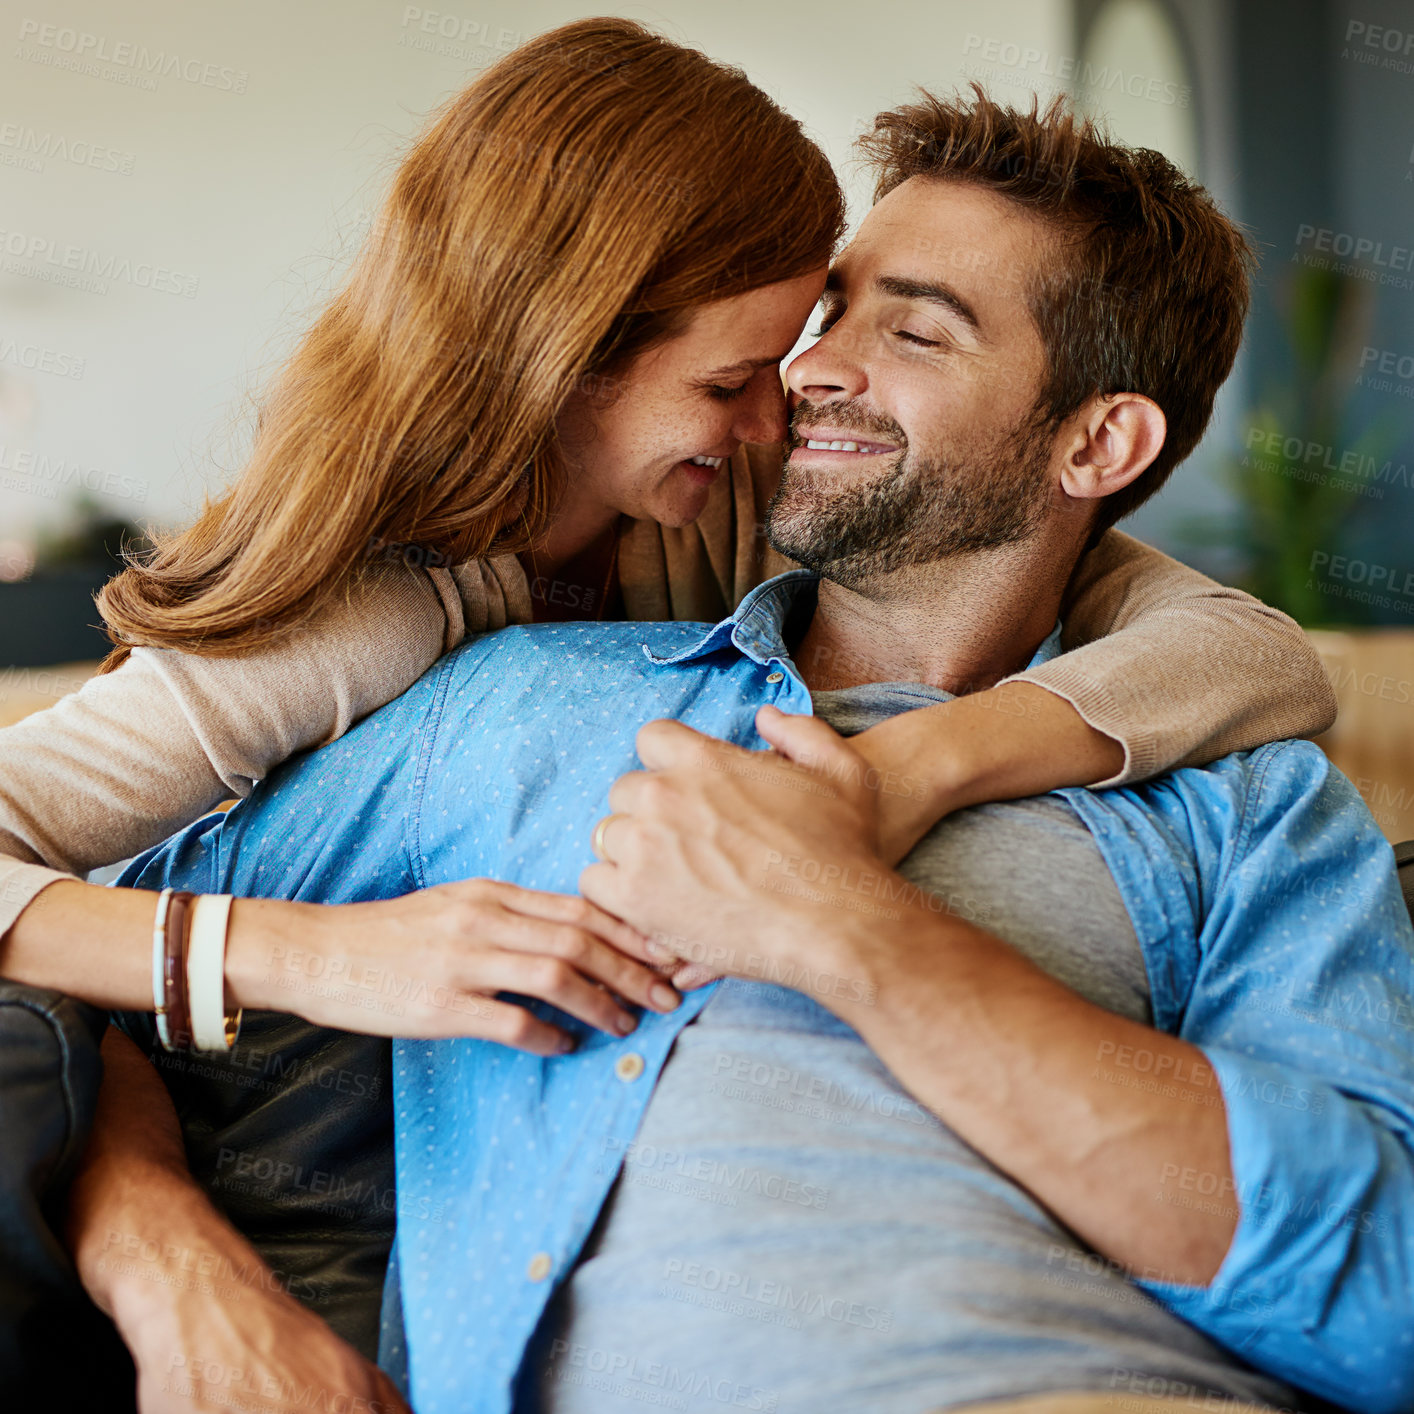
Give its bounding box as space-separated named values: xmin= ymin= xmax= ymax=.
xmin=0 ymin=563 xmax=450 ymax=939
xmin=1000 ymin=530 xmax=1339 ymax=787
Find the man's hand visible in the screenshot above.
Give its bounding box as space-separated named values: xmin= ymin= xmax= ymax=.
xmin=115 ymin=1257 xmax=407 ymax=1414
xmin=581 ymin=705 xmax=895 ymax=998
xmin=582 ymin=707 xmax=1238 ymax=1288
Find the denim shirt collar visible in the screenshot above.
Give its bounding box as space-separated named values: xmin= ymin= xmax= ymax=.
xmin=643 ymin=569 xmax=1064 ymax=681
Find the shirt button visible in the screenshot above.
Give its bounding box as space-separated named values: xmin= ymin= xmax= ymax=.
xmin=615 ymin=1052 xmax=645 ymax=1082
xmin=765 ymin=671 xmax=784 ymax=683
xmin=527 ymin=1252 xmax=553 ymax=1282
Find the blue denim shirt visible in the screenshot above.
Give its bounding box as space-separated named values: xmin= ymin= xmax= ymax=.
xmin=123 ymin=571 xmax=1414 ymax=1414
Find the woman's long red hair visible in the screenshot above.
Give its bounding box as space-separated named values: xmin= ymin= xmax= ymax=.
xmin=98 ymin=18 xmax=843 ymax=665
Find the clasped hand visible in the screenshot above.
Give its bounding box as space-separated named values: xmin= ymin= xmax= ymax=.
xmin=581 ymin=705 xmax=916 ymax=990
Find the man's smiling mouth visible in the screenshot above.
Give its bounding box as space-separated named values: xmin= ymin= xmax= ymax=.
xmin=801 ymin=438 xmax=897 ymax=454
xmin=792 ymin=423 xmax=901 ymax=458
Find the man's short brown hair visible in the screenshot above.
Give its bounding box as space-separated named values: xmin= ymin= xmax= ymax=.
xmin=859 ymin=86 xmax=1255 ymax=531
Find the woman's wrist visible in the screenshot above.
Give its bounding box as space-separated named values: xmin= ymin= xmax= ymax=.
xmin=850 ymin=710 xmax=967 ymax=865
xmin=850 ymin=684 xmax=1127 ymax=866
xmin=222 ymin=896 xmax=325 ymax=1014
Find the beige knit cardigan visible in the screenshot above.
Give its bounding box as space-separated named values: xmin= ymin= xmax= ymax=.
xmin=0 ymin=444 xmax=1336 ymax=938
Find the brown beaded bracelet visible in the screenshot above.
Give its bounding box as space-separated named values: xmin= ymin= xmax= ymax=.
xmin=161 ymin=890 xmax=197 ymax=1052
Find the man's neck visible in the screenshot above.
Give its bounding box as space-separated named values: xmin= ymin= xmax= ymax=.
xmin=792 ymin=532 xmax=1082 ymax=696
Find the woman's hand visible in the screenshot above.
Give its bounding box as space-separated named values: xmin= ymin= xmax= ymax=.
xmin=225 ymin=878 xmax=681 ymax=1051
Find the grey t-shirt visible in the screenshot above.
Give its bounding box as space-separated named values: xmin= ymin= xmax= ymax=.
xmin=533 ymin=682 xmax=1294 ymax=1414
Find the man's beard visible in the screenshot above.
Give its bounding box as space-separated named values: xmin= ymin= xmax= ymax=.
xmin=765 ymin=399 xmax=1057 ymax=589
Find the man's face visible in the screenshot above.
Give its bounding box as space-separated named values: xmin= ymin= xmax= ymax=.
xmin=768 ymin=177 xmax=1063 ymax=586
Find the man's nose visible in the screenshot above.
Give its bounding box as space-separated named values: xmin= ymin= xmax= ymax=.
xmin=785 ymin=323 xmax=868 ymax=405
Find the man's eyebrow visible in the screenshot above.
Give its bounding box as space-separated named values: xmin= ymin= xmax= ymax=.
xmin=875 ymin=274 xmax=980 ymax=331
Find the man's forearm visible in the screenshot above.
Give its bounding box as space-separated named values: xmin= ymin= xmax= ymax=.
xmin=597 ymin=712 xmax=1236 ymax=1285
xmin=69 ymin=1029 xmax=409 ymax=1412
xmin=816 ymin=884 xmax=1236 ymax=1286
xmin=68 ymin=1027 xmax=283 ymax=1328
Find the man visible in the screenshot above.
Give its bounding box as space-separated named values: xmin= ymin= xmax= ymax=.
xmin=75 ymin=91 xmax=1414 ymax=1414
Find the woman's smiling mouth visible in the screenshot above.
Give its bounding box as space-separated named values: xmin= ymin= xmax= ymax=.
xmin=680 ymin=453 xmax=726 ymax=486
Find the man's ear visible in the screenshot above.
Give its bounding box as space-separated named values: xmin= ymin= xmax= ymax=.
xmin=1057 ymin=393 xmax=1167 ymax=503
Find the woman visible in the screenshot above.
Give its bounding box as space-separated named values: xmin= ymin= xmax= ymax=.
xmin=0 ymin=19 xmax=1331 ymax=1052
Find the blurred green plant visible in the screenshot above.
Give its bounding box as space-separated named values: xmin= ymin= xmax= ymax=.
xmin=1180 ymin=265 xmax=1401 ymax=626
xmin=33 ymin=492 xmax=151 ymax=571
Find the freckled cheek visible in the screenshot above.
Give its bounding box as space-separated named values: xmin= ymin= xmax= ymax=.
xmin=702 ymin=405 xmax=737 ymax=445
xmin=617 ymin=402 xmax=696 ymax=479
xmin=660 ymin=398 xmax=727 ymax=458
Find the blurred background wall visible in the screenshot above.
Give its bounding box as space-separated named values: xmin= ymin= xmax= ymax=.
xmin=1 ymin=0 xmax=1411 ymax=836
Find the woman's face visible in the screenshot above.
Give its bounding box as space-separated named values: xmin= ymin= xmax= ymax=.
xmin=556 ymin=268 xmax=827 ymax=527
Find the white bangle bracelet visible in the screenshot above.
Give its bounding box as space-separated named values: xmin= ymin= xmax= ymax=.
xmin=151 ymin=887 xmax=175 ymax=1049
xmin=186 ymin=894 xmax=241 ymax=1052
